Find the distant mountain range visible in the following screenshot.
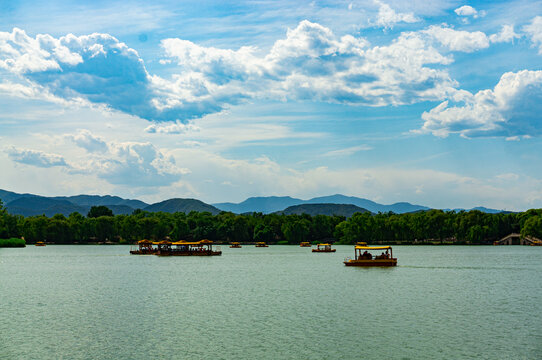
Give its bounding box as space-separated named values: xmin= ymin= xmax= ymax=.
xmin=213 ymin=194 xmax=432 ymax=214
xmin=0 ymin=189 xmax=505 ymax=217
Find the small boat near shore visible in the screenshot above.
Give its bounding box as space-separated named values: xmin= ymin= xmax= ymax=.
xmin=300 ymin=242 xmax=311 ymax=247
xmin=35 ymin=241 xmax=46 ymax=247
xmin=230 ymin=242 xmax=242 ymax=248
xmin=344 ymin=245 xmax=397 ymax=267
xmin=312 ymin=243 xmax=335 ymax=252
xmin=255 ymin=242 xmax=269 ymax=247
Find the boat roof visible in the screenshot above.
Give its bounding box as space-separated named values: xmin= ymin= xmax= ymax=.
xmin=318 ymin=243 xmax=331 ymax=246
xmin=355 ymin=246 xmax=392 ymax=250
xmin=170 ymin=240 xmax=213 ymax=245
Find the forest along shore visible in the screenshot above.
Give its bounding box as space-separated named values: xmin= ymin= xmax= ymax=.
xmin=1 ymin=200 xmax=541 ymax=245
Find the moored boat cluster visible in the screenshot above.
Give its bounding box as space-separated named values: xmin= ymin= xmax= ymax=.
xmin=130 ymin=240 xmax=397 ymax=266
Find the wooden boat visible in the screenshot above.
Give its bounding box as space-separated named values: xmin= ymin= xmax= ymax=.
xmin=344 ymin=245 xmax=397 ymax=267
xmin=312 ymin=243 xmax=336 ymax=252
xmin=230 ymin=242 xmax=242 ymax=248
xmin=35 ymin=241 xmax=46 ymax=247
xmin=156 ymin=239 xmax=222 ymax=256
xmin=300 ymin=242 xmax=311 ymax=247
xmin=129 ymin=239 xmax=157 ymax=255
xmin=255 ymin=242 xmax=269 ymax=247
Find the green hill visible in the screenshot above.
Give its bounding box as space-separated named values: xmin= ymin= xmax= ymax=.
xmin=144 ymin=198 xmax=221 ymax=215
xmin=278 ymin=203 xmax=371 ymax=217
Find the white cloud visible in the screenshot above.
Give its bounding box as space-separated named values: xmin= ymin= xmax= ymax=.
xmin=67 ymin=129 xmax=108 ymax=153
xmin=523 ymin=16 xmax=542 ymax=54
xmin=424 ymin=25 xmax=489 ymax=52
xmin=5 ymin=147 xmax=68 ymax=168
xmin=419 ymin=70 xmax=542 ymax=137
xmin=323 ymin=145 xmax=373 ymax=157
xmin=144 ymin=122 xmax=200 ymax=134
xmin=489 ymin=25 xmax=520 ymax=43
xmin=0 ymin=21 xmax=468 ymax=123
xmin=454 ymin=5 xmax=478 ymax=17
xmin=373 ymin=1 xmax=419 ymax=29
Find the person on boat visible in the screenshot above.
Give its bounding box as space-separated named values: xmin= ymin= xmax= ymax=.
xmin=385 ymin=250 xmax=389 ymax=258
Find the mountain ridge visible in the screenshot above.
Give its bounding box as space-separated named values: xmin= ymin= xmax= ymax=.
xmin=0 ymin=188 xmax=506 ymax=217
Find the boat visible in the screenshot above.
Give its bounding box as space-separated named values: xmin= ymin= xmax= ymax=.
xmin=129 ymin=239 xmax=156 ymax=255
xmin=155 ymin=239 xmax=222 ymax=256
xmin=300 ymin=242 xmax=311 ymax=247
xmin=230 ymin=242 xmax=242 ymax=248
xmin=312 ymin=243 xmax=336 ymax=252
xmin=35 ymin=241 xmax=46 ymax=247
xmin=344 ymin=245 xmax=397 ymax=266
xmin=255 ymin=242 xmax=269 ymax=247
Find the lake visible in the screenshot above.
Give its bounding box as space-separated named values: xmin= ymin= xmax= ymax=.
xmin=1 ymin=245 xmax=541 ymax=359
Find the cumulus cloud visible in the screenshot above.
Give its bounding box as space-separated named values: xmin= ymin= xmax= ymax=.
xmin=523 ymin=16 xmax=542 ymax=54
xmin=80 ymin=141 xmax=188 ymax=187
xmin=454 ymin=5 xmax=478 ymax=17
xmin=419 ymin=70 xmax=542 ymax=137
xmin=6 ymin=147 xmax=68 ymax=167
xmin=67 ymin=129 xmax=108 ymax=153
xmin=0 ymin=22 xmax=495 ymax=123
xmin=489 ymin=25 xmax=520 ymax=44
xmin=144 ymin=121 xmax=200 ymax=134
xmin=5 ymin=130 xmax=188 ymax=187
xmin=160 ymin=20 xmax=458 ymax=107
xmin=0 ymin=28 xmax=201 ymax=122
xmin=424 ymin=25 xmax=489 ymax=52
xmin=373 ymin=1 xmax=419 ymax=29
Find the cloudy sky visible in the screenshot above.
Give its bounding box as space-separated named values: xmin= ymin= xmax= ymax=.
xmin=1 ymin=0 xmax=541 ymax=210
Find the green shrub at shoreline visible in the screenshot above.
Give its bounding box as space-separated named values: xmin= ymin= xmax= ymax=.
xmin=0 ymin=238 xmax=26 ymax=248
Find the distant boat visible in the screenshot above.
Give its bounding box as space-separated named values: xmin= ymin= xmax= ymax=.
xmin=300 ymin=242 xmax=311 ymax=247
xmin=130 ymin=239 xmax=156 ymax=255
xmin=312 ymin=243 xmax=335 ymax=252
xmin=230 ymin=242 xmax=242 ymax=248
xmin=344 ymin=245 xmax=397 ymax=267
xmin=255 ymin=242 xmax=269 ymax=247
xmin=155 ymin=239 xmax=222 ymax=256
xmin=35 ymin=241 xmax=46 ymax=247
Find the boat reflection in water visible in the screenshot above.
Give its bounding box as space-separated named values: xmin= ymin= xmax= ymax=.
xmin=344 ymin=245 xmax=397 ymax=267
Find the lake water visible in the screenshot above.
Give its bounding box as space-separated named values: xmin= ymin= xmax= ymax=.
xmin=1 ymin=245 xmax=541 ymax=359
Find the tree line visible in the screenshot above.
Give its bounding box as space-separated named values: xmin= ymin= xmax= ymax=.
xmin=1 ymin=200 xmax=541 ymax=245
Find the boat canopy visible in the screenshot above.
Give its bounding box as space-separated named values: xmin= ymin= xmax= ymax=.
xmin=138 ymin=239 xmax=152 ymax=244
xmin=318 ymin=243 xmax=331 ymax=246
xmin=355 ymin=246 xmax=392 ymax=250
xmin=171 ymin=240 xmax=212 ymax=246
xmin=153 ymin=240 xmax=172 ymax=245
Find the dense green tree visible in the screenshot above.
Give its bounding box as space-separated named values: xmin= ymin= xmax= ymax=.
xmin=87 ymin=206 xmax=113 ymax=218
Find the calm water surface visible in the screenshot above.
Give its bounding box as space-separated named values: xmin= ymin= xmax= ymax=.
xmin=1 ymin=245 xmax=541 ymax=359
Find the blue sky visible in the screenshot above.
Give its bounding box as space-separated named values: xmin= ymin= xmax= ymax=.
xmin=0 ymin=0 xmax=541 ymax=210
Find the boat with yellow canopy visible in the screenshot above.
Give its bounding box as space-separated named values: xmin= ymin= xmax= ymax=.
xmin=129 ymin=239 xmax=156 ymax=255
xmin=156 ymin=239 xmax=222 ymax=256
xmin=344 ymin=245 xmax=397 ymax=266
xmin=230 ymin=242 xmax=242 ymax=248
xmin=35 ymin=241 xmax=46 ymax=247
xmin=255 ymin=242 xmax=269 ymax=247
xmin=312 ymin=243 xmax=336 ymax=252
xmin=300 ymin=242 xmax=311 ymax=247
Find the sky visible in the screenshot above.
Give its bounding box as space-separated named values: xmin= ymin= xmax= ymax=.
xmin=0 ymin=0 xmax=541 ymax=210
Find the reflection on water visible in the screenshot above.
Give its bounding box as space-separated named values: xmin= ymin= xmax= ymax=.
xmin=1 ymin=245 xmax=541 ymax=359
